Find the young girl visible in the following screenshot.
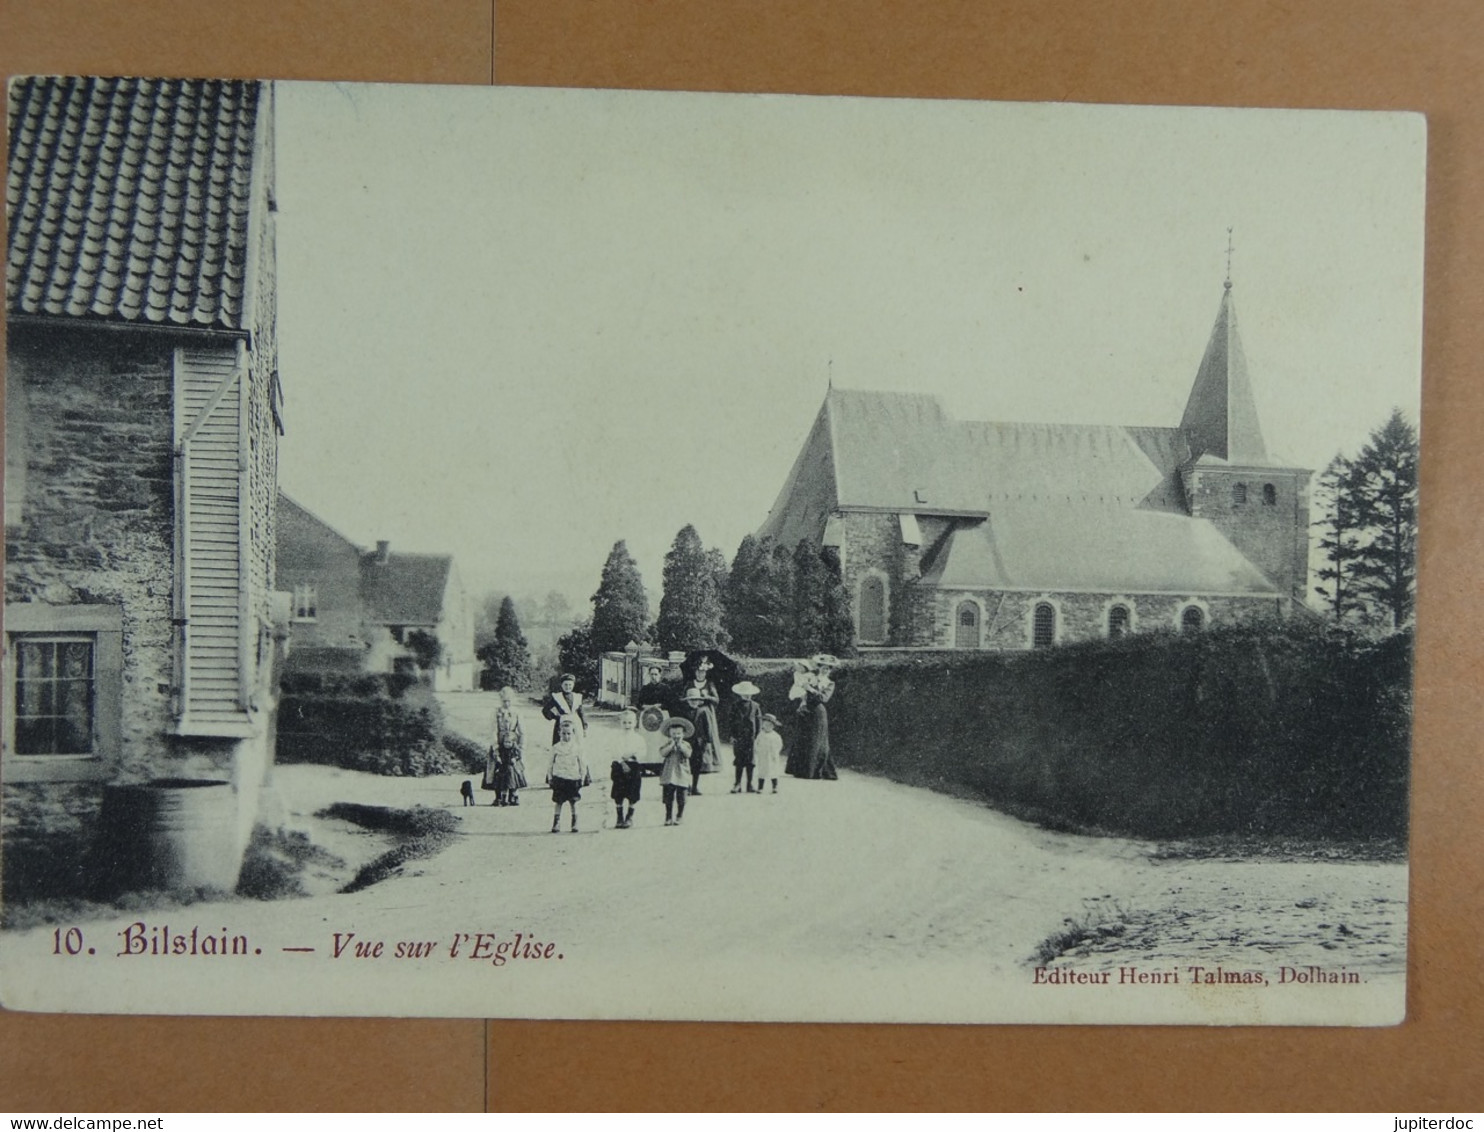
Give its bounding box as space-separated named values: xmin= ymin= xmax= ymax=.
xmin=609 ymin=707 xmax=645 ymax=828
xmin=753 ymin=713 xmax=784 ymax=795
xmin=657 ymin=716 xmax=695 ymax=827
xmin=492 ymin=686 xmax=526 ymax=806
xmin=545 ymin=717 xmax=590 ymax=833
xmin=729 ymin=680 xmax=762 ymax=793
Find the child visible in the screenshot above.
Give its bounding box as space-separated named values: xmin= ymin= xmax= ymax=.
xmin=754 ymin=713 xmax=784 ymax=795
xmin=729 ymin=680 xmax=762 ymax=793
xmin=492 ymin=685 xmax=526 ymax=806
xmin=609 ymin=708 xmax=645 ymax=828
xmin=545 ymin=716 xmax=590 ymax=833
xmin=657 ymin=716 xmax=695 ymax=827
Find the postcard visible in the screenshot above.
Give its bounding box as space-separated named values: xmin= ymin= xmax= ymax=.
xmin=1 ymin=78 xmax=1423 ymax=1023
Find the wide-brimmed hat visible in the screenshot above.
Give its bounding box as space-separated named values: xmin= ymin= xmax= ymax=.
xmin=682 ymin=685 xmax=704 ymax=700
xmin=660 ymin=716 xmax=695 ymax=737
xmin=812 ymin=654 xmax=839 ymax=669
xmin=732 ymin=680 xmax=760 ymax=696
xmin=761 ymin=713 xmax=781 ymax=726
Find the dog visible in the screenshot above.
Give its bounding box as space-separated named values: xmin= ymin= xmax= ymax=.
xmin=460 ymin=779 xmax=476 ymax=806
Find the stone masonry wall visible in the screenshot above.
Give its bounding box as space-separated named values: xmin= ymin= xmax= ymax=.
xmin=5 ymin=327 xmax=178 ymax=781
xmin=1187 ymin=467 xmax=1312 ymax=604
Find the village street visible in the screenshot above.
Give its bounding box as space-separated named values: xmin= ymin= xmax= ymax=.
xmin=0 ymin=693 xmax=1406 ymax=1022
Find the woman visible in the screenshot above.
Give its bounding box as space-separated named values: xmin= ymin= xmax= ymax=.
xmin=542 ymin=672 xmax=588 ymax=744
xmin=797 ymin=654 xmax=838 ymax=780
xmin=490 ymin=685 xmax=527 ymax=805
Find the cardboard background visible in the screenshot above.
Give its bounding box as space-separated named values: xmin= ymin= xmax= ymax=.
xmin=1 ymin=0 xmax=1480 ymax=1111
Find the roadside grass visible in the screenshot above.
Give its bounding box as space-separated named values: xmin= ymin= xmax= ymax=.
xmin=317 ymin=803 xmax=461 ymax=894
xmin=1149 ymin=833 xmax=1406 ymax=863
xmin=1032 ymin=897 xmax=1138 ymax=965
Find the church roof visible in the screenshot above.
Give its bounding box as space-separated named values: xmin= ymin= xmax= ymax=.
xmin=1179 ymin=285 xmax=1273 ymax=464
xmin=917 ymin=505 xmax=1278 ymax=595
xmin=7 ymin=77 xmax=263 ymax=331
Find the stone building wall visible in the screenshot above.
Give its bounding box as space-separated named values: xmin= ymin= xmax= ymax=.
xmin=4 ymin=327 xmax=178 ymax=782
xmin=1187 ymin=466 xmax=1312 ymax=603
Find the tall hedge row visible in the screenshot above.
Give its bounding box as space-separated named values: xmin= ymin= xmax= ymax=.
xmin=749 ymin=627 xmax=1410 ymax=839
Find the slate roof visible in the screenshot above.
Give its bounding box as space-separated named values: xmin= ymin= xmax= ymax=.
xmin=1179 ymin=286 xmax=1272 ymax=464
xmin=7 ymin=76 xmax=262 ymax=330
xmin=917 ymin=506 xmax=1278 ymax=595
xmin=796 ymin=388 xmax=1193 ymax=515
xmin=361 ymin=552 xmax=454 ymax=627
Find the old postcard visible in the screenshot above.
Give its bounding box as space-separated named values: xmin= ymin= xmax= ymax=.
xmin=0 ymin=79 xmax=1422 ymax=1023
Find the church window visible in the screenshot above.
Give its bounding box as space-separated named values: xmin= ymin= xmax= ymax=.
xmin=954 ymin=601 xmax=980 ymax=649
xmin=1180 ymin=605 xmax=1205 ymax=634
xmin=858 ymin=576 xmax=887 ymax=643
xmin=1263 ymin=483 xmax=1277 ymax=506
xmin=1232 ymin=483 xmax=1248 ymax=505
xmin=1107 ymin=603 xmax=1131 ymax=639
xmin=1032 ymin=602 xmax=1057 ymax=649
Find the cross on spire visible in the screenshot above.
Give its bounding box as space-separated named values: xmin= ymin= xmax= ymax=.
xmin=1224 ymin=228 xmax=1234 ymax=290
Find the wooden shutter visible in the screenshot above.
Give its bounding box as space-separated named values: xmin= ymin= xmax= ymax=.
xmin=175 ymin=346 xmax=248 ymax=727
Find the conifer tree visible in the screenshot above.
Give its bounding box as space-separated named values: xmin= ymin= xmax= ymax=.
xmin=792 ymin=539 xmax=828 ymax=654
xmin=1349 ymin=409 xmax=1419 ymax=629
xmin=722 ymin=534 xmax=764 ymax=654
xmin=819 ymin=547 xmax=858 ymax=657
xmin=477 ymin=596 xmax=533 ymax=690
xmin=657 ymin=524 xmax=726 ymax=651
xmin=590 ymin=540 xmax=650 ymax=655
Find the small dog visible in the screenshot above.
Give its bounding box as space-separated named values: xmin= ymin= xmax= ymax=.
xmin=460 ymin=779 xmax=476 ymax=806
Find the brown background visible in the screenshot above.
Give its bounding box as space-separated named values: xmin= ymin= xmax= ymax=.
xmin=1 ymin=0 xmax=1480 ymax=1112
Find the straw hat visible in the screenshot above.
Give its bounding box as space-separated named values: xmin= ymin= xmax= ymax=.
xmin=812 ymin=654 xmax=839 ymax=669
xmin=731 ymin=680 xmax=761 ymax=696
xmin=761 ymin=713 xmax=781 ymax=727
xmin=660 ymin=716 xmax=695 ymax=737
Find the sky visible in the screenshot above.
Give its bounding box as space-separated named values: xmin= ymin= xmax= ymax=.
xmin=272 ymin=82 xmax=1426 ymax=609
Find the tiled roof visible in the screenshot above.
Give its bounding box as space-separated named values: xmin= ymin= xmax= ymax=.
xmin=7 ymin=76 xmax=261 ymax=330
xmin=361 ymin=552 xmax=454 ymax=627
xmin=918 ymin=506 xmax=1278 ymax=595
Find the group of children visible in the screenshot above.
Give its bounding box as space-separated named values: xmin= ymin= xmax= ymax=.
xmin=486 ymin=676 xmax=789 ymax=834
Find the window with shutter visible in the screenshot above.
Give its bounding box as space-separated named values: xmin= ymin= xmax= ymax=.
xmin=175 ymin=347 xmax=248 ymax=729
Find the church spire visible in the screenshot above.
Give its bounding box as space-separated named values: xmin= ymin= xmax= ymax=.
xmin=1179 ymin=263 xmax=1268 ymax=464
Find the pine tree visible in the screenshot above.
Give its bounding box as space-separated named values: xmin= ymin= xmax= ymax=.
xmin=722 ymin=534 xmax=764 ymax=654
xmin=1312 ymin=454 xmax=1366 ymax=625
xmin=759 ymin=538 xmax=798 ymax=655
xmin=590 ymin=540 xmax=650 ymax=654
xmin=1349 ymin=409 xmax=1419 ymax=629
xmin=657 ymin=524 xmax=726 ymax=651
xmin=477 ymin=596 xmax=533 ymax=691
xmin=792 ymin=539 xmax=828 ymax=655
xmin=819 ymin=547 xmax=858 ymax=657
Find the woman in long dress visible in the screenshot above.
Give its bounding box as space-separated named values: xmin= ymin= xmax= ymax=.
xmin=799 ymin=656 xmax=838 ymax=780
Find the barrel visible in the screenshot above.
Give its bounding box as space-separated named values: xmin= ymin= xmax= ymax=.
xmin=93 ymin=778 xmax=241 ymax=895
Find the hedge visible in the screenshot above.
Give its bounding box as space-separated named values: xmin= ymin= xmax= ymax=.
xmin=276 ymin=673 xmax=484 ymax=777
xmin=746 ymin=626 xmax=1411 ymax=840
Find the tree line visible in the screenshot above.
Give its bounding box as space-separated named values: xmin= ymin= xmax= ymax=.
xmin=1311 ymin=408 xmax=1418 ymax=631
xmin=477 ymin=525 xmax=857 ymax=692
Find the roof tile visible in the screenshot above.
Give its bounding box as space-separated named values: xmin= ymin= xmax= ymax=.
xmin=7 ymin=76 xmax=261 ymax=330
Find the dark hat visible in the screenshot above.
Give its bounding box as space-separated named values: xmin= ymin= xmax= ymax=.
xmin=559 ymin=673 xmax=576 ymax=683
xmin=660 ymin=716 xmax=695 ymax=737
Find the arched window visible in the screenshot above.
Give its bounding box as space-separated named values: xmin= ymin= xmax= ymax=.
xmin=1232 ymin=482 xmax=1248 ymax=505
xmin=1180 ymin=605 xmax=1205 ymax=634
xmin=1032 ymin=602 xmax=1057 ymax=649
xmin=1262 ymin=483 xmax=1277 ymax=506
xmin=1107 ymin=603 xmax=1131 ymax=639
xmin=858 ymin=576 xmax=887 ymax=643
xmin=955 ymin=601 xmax=980 ymax=649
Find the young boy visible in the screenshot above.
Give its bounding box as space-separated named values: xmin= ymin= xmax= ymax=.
xmin=545 ymin=717 xmax=590 ymax=833
xmin=729 ymin=680 xmax=762 ymax=793
xmin=609 ymin=708 xmax=645 ymax=828
xmin=753 ymin=713 xmax=784 ymax=795
xmin=657 ymin=716 xmax=695 ymax=827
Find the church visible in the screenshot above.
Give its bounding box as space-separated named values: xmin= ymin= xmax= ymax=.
xmin=756 ymin=280 xmax=1312 ymax=651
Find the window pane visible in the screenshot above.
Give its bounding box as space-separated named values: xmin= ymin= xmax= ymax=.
xmin=12 ymin=637 xmax=95 ymax=755
xmin=60 ymin=640 xmax=91 ymax=678
xmin=1033 ymin=603 xmax=1056 ymax=648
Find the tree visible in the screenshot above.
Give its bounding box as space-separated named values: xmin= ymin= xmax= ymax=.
xmin=541 ymin=590 xmax=575 ymax=630
xmin=657 ymin=524 xmax=726 ymax=651
xmin=590 ymin=540 xmax=650 ymax=655
xmin=1312 ymin=455 xmax=1368 ymax=625
xmin=819 ymin=547 xmax=858 ymax=657
xmin=724 ymin=534 xmax=799 ymax=656
xmin=404 ymin=629 xmax=443 ymax=672
xmin=556 ymin=618 xmax=599 ymax=695
xmin=791 ymin=539 xmax=828 ymax=655
xmin=472 ymin=591 xmax=507 ymax=651
xmin=1348 ymin=409 xmax=1419 ymax=629
xmin=477 ymin=596 xmax=533 ymax=691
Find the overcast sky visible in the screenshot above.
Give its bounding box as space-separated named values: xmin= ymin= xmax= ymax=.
xmin=272 ymin=82 xmax=1425 ymax=609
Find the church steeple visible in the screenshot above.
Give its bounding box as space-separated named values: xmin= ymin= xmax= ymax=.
xmin=1179 ymin=274 xmax=1269 ymax=464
